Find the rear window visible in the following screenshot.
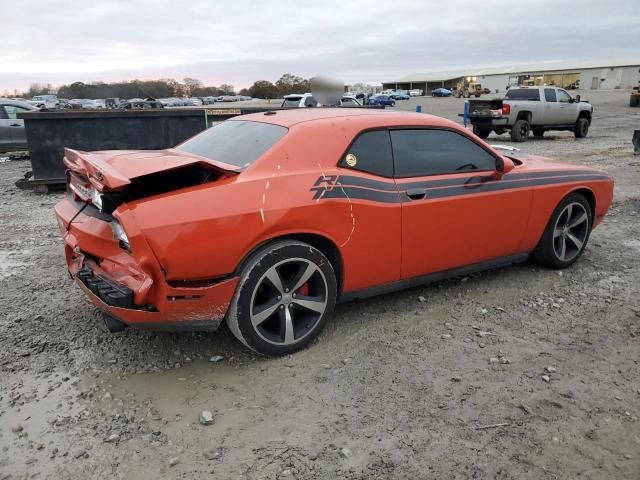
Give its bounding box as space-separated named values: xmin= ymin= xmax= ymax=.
xmin=505 ymin=89 xmax=540 ymax=101
xmin=282 ymin=97 xmax=302 ymax=108
xmin=176 ymin=120 xmax=287 ymax=169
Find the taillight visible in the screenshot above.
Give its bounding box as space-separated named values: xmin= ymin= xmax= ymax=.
xmin=502 ymin=103 xmax=511 ymax=115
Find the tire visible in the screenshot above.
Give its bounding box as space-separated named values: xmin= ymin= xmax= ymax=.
xmin=532 ymin=128 xmax=544 ymax=138
xmin=226 ymin=240 xmax=337 ymax=356
xmin=531 ymin=193 xmax=592 ymax=269
xmin=472 ymin=125 xmax=492 ymax=139
xmin=630 ymin=96 xmax=639 ymax=107
xmin=510 ymin=119 xmax=530 ymax=142
xmin=574 ymin=117 xmax=589 ymax=138
xmin=391 ymin=101 xmax=396 ymax=106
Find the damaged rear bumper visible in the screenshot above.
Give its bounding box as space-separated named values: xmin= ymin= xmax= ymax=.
xmin=55 ymin=197 xmax=239 ymax=331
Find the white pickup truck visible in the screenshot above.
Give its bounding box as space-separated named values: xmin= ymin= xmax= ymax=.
xmin=468 ymin=87 xmax=593 ymax=142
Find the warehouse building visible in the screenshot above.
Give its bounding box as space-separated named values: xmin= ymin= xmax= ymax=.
xmin=382 ymin=58 xmax=640 ymax=94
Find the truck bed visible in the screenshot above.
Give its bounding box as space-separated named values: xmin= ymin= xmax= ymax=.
xmin=468 ymin=98 xmax=503 ymax=118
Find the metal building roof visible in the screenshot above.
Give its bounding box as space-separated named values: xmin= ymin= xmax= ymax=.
xmin=385 ymin=58 xmax=640 ymax=83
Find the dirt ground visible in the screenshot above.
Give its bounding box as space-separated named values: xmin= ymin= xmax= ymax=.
xmin=0 ymin=89 xmax=639 ymax=480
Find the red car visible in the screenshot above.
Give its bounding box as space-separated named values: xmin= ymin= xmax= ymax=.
xmin=55 ymin=109 xmax=613 ymax=355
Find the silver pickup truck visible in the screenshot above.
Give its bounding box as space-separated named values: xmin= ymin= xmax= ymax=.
xmin=468 ymin=87 xmax=593 ymax=142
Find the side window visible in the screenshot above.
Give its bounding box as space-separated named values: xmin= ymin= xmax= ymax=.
xmin=544 ymin=88 xmax=557 ymax=102
xmin=4 ymin=106 xmax=18 ymax=119
xmin=339 ymin=130 xmax=393 ymax=177
xmin=391 ymin=129 xmax=496 ymax=178
xmin=304 ymin=96 xmax=317 ymax=107
xmin=0 ymin=107 xmax=7 ymax=120
xmin=557 ymin=90 xmax=571 ymax=103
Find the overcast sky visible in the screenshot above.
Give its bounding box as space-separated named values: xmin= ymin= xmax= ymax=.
xmin=2 ymin=0 xmax=639 ymax=92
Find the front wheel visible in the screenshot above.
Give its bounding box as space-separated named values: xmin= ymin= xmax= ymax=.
xmin=532 ymin=193 xmax=592 ymax=269
xmin=226 ymin=240 xmax=337 ymax=356
xmin=574 ymin=118 xmax=589 ymax=138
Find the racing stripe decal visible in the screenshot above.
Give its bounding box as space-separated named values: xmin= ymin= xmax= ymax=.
xmin=310 ymin=171 xmax=610 ymax=203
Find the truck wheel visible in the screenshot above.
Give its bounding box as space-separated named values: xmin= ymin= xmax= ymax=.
xmin=510 ymin=119 xmax=530 ymax=142
xmin=574 ymin=118 xmax=589 ymax=138
xmin=472 ymin=125 xmax=492 ymax=139
xmin=532 ymin=128 xmax=544 ymax=138
xmin=532 ymin=193 xmax=592 ymax=269
xmin=463 ymin=91 xmax=470 ymax=98
xmin=226 ymin=240 xmax=337 ymax=356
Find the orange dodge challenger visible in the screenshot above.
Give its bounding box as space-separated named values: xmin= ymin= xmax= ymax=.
xmin=55 ymin=109 xmax=613 ymax=355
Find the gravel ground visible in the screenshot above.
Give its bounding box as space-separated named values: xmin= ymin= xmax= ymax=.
xmin=1 ymin=89 xmax=639 ymax=479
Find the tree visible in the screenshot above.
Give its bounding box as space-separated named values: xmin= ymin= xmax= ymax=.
xmin=183 ymin=77 xmax=203 ymax=96
xmin=218 ymin=84 xmax=235 ymax=95
xmin=248 ymin=80 xmax=278 ymax=99
xmin=238 ymin=88 xmax=250 ymax=96
xmin=26 ymin=82 xmax=52 ymax=98
xmin=275 ymin=73 xmax=309 ymax=97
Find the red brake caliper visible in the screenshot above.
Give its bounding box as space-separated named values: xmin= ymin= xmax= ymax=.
xmin=298 ymin=282 xmax=310 ymax=296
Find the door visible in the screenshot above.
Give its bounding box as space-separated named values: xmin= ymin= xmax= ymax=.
xmin=390 ymin=128 xmax=533 ymax=279
xmin=542 ymin=88 xmax=561 ymax=124
xmin=333 ymin=129 xmax=402 ymax=289
xmin=556 ymin=89 xmax=578 ymax=124
xmin=0 ymin=105 xmax=28 ymax=149
xmin=0 ymin=106 xmax=12 ymax=150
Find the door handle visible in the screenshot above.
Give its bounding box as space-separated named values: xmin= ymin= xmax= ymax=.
xmin=9 ymin=123 xmax=21 ymax=127
xmin=406 ymin=188 xmax=427 ymax=200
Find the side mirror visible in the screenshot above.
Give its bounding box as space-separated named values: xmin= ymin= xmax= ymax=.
xmin=575 ymin=94 xmax=581 ymax=103
xmin=496 ymin=156 xmax=515 ymax=177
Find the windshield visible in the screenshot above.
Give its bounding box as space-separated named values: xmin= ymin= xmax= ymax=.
xmin=176 ymin=120 xmax=288 ymax=169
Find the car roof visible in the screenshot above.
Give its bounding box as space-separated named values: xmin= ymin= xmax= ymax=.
xmin=237 ymin=108 xmax=459 ymax=129
xmin=0 ymin=99 xmax=38 ymax=109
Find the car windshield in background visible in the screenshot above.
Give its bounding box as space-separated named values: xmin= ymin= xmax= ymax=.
xmin=505 ymin=89 xmax=540 ymax=101
xmin=176 ymin=120 xmax=288 ymax=170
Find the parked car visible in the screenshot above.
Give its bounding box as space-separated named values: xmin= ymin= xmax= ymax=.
xmin=468 ymin=86 xmax=593 ymax=141
xmin=56 ymin=99 xmax=74 ymax=109
xmin=368 ymin=94 xmax=395 ymax=106
xmin=81 ymin=99 xmax=105 ymax=110
xmin=123 ymin=99 xmax=164 ymax=109
xmin=29 ymin=95 xmax=58 ymax=109
xmin=0 ymin=99 xmax=38 ymax=153
xmin=55 ymin=109 xmax=613 ymax=355
xmin=409 ymin=89 xmax=424 ymax=97
xmin=69 ymin=99 xmax=88 ymax=109
xmin=390 ymin=92 xmax=410 ymax=100
xmin=282 ymin=93 xmax=320 ymax=108
xmin=340 ymin=96 xmax=362 ymax=107
xmin=431 ymin=88 xmax=453 ymax=97
xmin=105 ymin=98 xmax=122 ymax=109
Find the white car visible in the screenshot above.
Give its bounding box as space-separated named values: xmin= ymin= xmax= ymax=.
xmin=29 ymin=95 xmax=57 ymax=109
xmin=81 ymin=99 xmax=105 ymax=110
xmin=340 ymin=96 xmax=362 ymax=107
xmin=281 ymin=93 xmax=320 ymax=108
xmin=409 ymin=89 xmax=424 ymax=97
